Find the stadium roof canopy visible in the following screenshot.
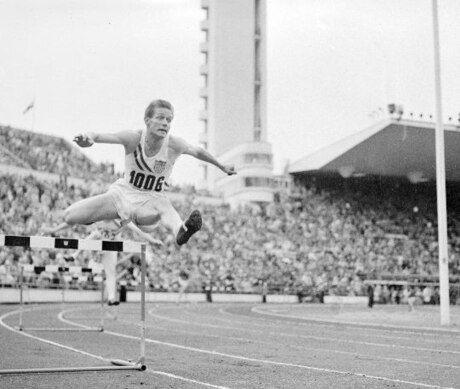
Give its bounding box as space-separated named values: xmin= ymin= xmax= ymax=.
xmin=288 ymin=119 xmax=460 ymax=183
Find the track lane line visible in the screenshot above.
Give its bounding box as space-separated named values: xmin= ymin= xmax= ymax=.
xmin=210 ymin=306 xmax=460 ymax=345
xmin=252 ymin=305 xmax=460 ymax=335
xmin=213 ymin=304 xmax=460 ymax=338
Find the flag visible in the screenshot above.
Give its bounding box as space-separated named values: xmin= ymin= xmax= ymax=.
xmin=23 ymin=100 xmax=34 ymax=115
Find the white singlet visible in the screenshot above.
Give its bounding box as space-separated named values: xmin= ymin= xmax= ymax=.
xmin=124 ymin=130 xmax=177 ymax=193
xmin=107 ymin=130 xmax=183 ymax=233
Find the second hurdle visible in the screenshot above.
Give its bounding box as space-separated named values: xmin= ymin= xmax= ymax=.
xmin=17 ymin=264 xmax=106 ymax=332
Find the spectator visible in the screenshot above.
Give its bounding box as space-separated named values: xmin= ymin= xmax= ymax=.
xmin=367 ymin=284 xmax=374 ymax=308
xmin=423 ymin=285 xmax=433 ymax=304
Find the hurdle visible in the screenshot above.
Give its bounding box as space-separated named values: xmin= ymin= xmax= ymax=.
xmin=17 ymin=265 xmax=106 ymax=332
xmin=0 ymin=234 xmax=147 ymax=373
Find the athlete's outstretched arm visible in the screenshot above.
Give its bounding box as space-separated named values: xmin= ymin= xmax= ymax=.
xmin=173 ymin=137 xmax=236 ymax=175
xmin=192 ymin=146 xmax=236 ymax=175
xmin=73 ymin=130 xmax=140 ymax=152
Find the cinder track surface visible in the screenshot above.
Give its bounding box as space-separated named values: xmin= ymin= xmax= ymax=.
xmin=1 ymin=302 xmax=460 ymax=388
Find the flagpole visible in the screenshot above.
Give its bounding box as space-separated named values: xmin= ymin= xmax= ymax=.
xmin=432 ymin=0 xmax=450 ymax=326
xmin=32 ymin=99 xmax=35 ymax=132
xmin=23 ymin=100 xmax=35 ymax=131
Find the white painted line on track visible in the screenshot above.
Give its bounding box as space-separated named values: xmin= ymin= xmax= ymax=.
xmin=61 ymin=307 xmax=456 ymax=389
xmin=214 ymin=307 xmax=452 ymax=344
xmin=217 ymin=306 xmax=460 ymax=341
xmin=143 ymin=309 xmax=460 ymax=370
xmin=216 ymin=305 xmax=460 ymax=339
xmin=148 ymin=371 xmax=231 ymax=389
xmin=252 ymin=306 xmax=460 ymax=335
xmin=0 ymin=307 xmax=232 ymax=389
xmin=148 ymin=307 xmax=460 ymax=355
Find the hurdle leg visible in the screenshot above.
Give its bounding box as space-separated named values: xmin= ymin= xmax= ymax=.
xmin=139 ymin=243 xmax=146 ymax=367
xmin=100 ymin=272 xmax=105 ymax=331
xmin=18 ymin=266 xmax=24 ymax=331
xmin=61 ymin=271 xmax=65 ymax=309
xmin=110 ymin=243 xmax=147 ymax=370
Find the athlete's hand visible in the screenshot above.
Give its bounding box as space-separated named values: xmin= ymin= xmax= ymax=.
xmin=42 ymin=226 xmax=56 ymax=235
xmin=147 ymin=237 xmax=164 ymax=248
xmin=73 ymin=133 xmax=95 ymax=147
xmin=42 ymin=226 xmax=61 ymax=237
xmin=42 ymin=226 xmax=52 ymax=234
xmin=222 ymin=165 xmax=237 ymax=175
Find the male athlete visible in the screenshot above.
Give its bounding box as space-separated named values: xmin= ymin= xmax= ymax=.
xmin=64 ymin=99 xmax=236 ymax=246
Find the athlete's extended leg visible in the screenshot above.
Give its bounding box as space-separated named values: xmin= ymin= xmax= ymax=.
xmin=134 ymin=197 xmax=201 ymax=245
xmin=134 ymin=197 xmax=181 ymax=234
xmin=64 ymin=193 xmax=120 ymax=226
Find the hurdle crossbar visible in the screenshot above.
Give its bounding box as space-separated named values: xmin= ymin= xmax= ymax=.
xmin=0 ymin=234 xmax=147 ymax=373
xmin=0 ymin=234 xmax=143 ymax=253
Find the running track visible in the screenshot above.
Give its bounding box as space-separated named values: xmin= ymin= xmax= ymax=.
xmin=1 ymin=303 xmax=460 ymax=388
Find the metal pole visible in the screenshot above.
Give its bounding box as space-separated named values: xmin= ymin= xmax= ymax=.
xmin=61 ymin=270 xmax=65 ymax=308
xmin=139 ymin=244 xmax=146 ymax=368
xmin=432 ymin=0 xmax=450 ymax=325
xmin=100 ymin=271 xmax=105 ymax=331
xmin=19 ymin=265 xmax=24 ymax=331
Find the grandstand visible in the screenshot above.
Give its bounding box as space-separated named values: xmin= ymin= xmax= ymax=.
xmin=0 ymin=125 xmax=115 ymax=180
xmin=289 ymin=118 xmax=460 ymax=182
xmin=1 ymin=120 xmax=460 ymax=306
xmin=289 ymin=117 xmax=460 ymax=304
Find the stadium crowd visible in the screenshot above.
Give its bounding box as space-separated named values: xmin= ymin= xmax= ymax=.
xmin=1 ymin=127 xmax=460 ymax=303
xmin=0 ymin=125 xmax=115 ymax=180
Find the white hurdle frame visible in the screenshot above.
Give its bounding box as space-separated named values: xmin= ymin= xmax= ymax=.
xmin=17 ymin=265 xmax=105 ymax=332
xmin=0 ymin=234 xmax=147 ymax=373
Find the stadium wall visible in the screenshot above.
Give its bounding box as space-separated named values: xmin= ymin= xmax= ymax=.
xmin=0 ymin=288 xmax=298 ymax=304
xmin=0 ymin=288 xmax=367 ymax=304
xmin=324 ymin=296 xmax=368 ymax=304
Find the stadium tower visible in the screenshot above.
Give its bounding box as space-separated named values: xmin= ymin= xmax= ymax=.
xmin=199 ymin=0 xmax=274 ymax=206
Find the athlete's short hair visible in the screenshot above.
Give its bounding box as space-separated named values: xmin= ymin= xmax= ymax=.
xmin=144 ymin=99 xmax=174 ymax=119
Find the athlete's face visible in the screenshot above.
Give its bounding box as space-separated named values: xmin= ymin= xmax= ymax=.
xmin=146 ymin=108 xmax=173 ymax=138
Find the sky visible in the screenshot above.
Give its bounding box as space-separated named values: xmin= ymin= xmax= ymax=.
xmin=1 ymin=0 xmax=460 ymax=185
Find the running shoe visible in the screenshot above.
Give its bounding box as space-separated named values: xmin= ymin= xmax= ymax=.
xmin=176 ymin=210 xmax=202 ymax=246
